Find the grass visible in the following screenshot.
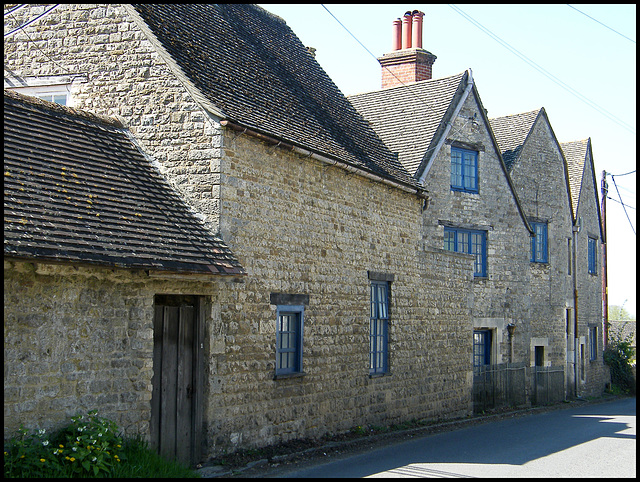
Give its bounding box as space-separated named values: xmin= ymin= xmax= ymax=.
xmin=110 ymin=436 xmax=199 ymax=478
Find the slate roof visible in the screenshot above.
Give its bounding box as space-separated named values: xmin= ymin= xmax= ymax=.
xmin=347 ymin=71 xmax=467 ymax=177
xmin=130 ymin=4 xmax=418 ymax=190
xmin=489 ymin=109 xmax=541 ymax=171
xmin=4 ymin=90 xmax=245 ymax=275
xmin=561 ymin=139 xmax=590 ymax=218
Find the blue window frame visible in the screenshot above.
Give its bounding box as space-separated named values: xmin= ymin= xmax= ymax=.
xmin=530 ymin=222 xmax=548 ymax=263
xmin=451 ymin=147 xmax=478 ymax=193
xmin=370 ymin=281 xmax=389 ymax=375
xmin=473 ymin=330 xmax=491 ymax=370
xmin=588 ymin=237 xmax=597 ymax=274
xmin=444 ymin=227 xmax=487 ymax=277
xmin=276 ymin=305 xmax=304 ymax=375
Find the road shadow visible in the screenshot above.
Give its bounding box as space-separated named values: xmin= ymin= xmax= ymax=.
xmin=285 ymin=397 xmax=635 ymax=478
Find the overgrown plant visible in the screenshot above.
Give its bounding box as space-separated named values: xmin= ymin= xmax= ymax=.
xmin=4 ymin=410 xmax=124 ymax=478
xmin=603 ymin=322 xmax=636 ymax=395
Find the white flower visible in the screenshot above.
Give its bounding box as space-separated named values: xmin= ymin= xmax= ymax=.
xmin=42 ymin=440 xmax=49 ymax=446
xmin=72 ymin=446 xmax=77 ymax=452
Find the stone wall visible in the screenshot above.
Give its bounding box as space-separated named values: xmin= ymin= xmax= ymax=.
xmin=508 ymin=115 xmax=574 ymax=370
xmin=420 ymin=91 xmax=532 ymax=367
xmin=4 ymin=3 xmax=476 ymax=458
xmin=3 ymin=260 xmax=231 ymax=441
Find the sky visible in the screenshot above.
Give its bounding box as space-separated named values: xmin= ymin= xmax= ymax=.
xmin=260 ymin=4 xmax=637 ymax=317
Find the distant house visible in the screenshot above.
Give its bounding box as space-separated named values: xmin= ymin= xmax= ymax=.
xmin=4 ymin=4 xmax=608 ymax=465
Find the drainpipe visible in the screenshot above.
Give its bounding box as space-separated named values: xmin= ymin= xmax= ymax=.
xmin=572 ymin=219 xmax=580 ymax=397
xmin=418 ymin=69 xmax=474 ymax=185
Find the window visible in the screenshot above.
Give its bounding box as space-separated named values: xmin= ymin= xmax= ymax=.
xmin=530 ymin=222 xmax=548 ymax=263
xmin=8 ymin=86 xmax=70 ymax=106
xmin=275 ymin=305 xmax=304 ymax=376
xmin=370 ymin=281 xmax=389 ymax=375
xmin=588 ymin=237 xmax=597 ymax=274
xmin=444 ymin=227 xmax=487 ymax=277
xmin=473 ymin=330 xmax=491 ymax=370
xmin=451 ymin=147 xmax=478 ymax=193
xmin=567 ymin=238 xmax=572 ymax=275
xmin=589 ymin=326 xmax=598 ymax=361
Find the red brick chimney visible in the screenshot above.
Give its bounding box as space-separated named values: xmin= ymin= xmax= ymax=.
xmin=379 ymin=10 xmax=437 ymax=89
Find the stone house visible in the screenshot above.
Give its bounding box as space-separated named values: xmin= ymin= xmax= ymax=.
xmin=349 ymin=12 xmax=609 ymax=402
xmin=490 ymin=110 xmax=609 ymax=398
xmin=4 ymin=4 xmax=608 ymax=464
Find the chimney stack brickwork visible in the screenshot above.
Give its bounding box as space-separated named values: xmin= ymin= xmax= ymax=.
xmin=379 ymin=10 xmax=436 ymax=89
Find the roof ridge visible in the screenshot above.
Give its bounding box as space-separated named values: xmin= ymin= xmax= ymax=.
xmin=347 ymin=70 xmax=467 ymax=98
xmin=489 ymin=108 xmax=541 ymax=121
xmin=4 ymin=89 xmax=124 ymax=129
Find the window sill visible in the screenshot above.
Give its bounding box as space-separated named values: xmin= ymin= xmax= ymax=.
xmin=273 ymin=371 xmax=306 ymax=380
xmin=369 ymin=372 xmax=391 ymax=379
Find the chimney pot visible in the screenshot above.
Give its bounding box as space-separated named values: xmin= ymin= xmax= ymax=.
xmin=412 ymin=11 xmax=424 ymax=49
xmin=401 ymin=12 xmax=412 ymax=49
xmin=392 ymin=18 xmax=402 ymax=51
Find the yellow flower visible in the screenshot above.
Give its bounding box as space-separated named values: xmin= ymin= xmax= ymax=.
xmin=70 ymin=457 xmax=76 ymax=462
xmin=40 ymin=458 xmax=46 ymax=463
xmin=20 ymin=455 xmax=25 ymax=459
xmin=65 ymin=456 xmax=70 ymax=460
xmin=59 ymin=444 xmax=64 ymax=448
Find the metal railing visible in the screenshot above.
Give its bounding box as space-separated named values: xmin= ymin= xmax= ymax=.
xmin=473 ymin=363 xmax=565 ymax=413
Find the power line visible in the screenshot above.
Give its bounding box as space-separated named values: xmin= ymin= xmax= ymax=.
xmin=320 ymin=4 xmax=477 ymax=158
xmin=607 ymin=196 xmax=635 ymax=210
xmin=610 ymin=174 xmax=636 ymax=235
xmin=4 ymin=4 xmax=59 ymax=38
xmin=448 ymin=4 xmax=635 ymax=135
xmin=609 ymin=169 xmax=636 ymax=177
xmin=4 ymin=4 xmax=25 ymax=17
xmin=566 ymin=4 xmax=636 ymax=44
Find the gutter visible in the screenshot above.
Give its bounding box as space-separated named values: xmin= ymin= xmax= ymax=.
xmin=220 ymin=120 xmax=428 ymax=200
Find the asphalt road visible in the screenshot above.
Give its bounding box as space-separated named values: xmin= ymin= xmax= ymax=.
xmin=270 ymin=397 xmax=636 ymax=478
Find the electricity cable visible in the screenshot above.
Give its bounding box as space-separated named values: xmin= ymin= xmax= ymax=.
xmin=449 ymin=4 xmax=635 ymax=135
xmin=566 ymin=4 xmax=635 ymax=44
xmin=610 ymin=174 xmax=636 ymax=234
xmin=4 ymin=4 xmax=59 ymax=37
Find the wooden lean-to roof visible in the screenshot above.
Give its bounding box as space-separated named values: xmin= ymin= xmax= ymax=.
xmin=3 ymin=90 xmax=245 ymax=275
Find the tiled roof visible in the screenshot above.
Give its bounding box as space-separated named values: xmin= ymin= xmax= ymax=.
xmin=348 ymin=72 xmax=467 ymax=177
xmin=3 ymin=90 xmax=245 ymax=275
xmin=489 ymin=109 xmax=541 ymax=171
xmin=131 ymin=4 xmax=418 ymax=189
xmin=561 ymin=139 xmax=589 ymax=218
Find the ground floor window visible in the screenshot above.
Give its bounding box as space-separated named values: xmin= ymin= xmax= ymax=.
xmin=276 ymin=305 xmax=304 ymax=376
xmin=370 ymin=281 xmax=389 ymax=375
xmin=473 ymin=330 xmax=491 ymax=370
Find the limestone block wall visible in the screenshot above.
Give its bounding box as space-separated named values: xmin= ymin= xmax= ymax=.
xmin=3 ymin=260 xmax=231 ymax=441
xmin=508 ymin=117 xmax=574 ymax=369
xmin=420 ymin=92 xmax=532 ymax=366
xmin=201 ymin=132 xmax=475 ymax=453
xmin=573 ymin=156 xmax=609 ymax=396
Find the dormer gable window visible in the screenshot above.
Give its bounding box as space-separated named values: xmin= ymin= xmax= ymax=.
xmin=451 ymin=146 xmax=478 ymax=193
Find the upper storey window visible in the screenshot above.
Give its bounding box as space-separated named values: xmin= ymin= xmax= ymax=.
xmin=451 ymin=147 xmax=478 ymax=193
xmin=530 ymin=222 xmax=548 ymax=263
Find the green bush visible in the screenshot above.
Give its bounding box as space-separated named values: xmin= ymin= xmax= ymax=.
xmin=4 ymin=410 xmax=125 ymax=478
xmin=4 ymin=411 xmax=200 ymax=478
xmin=603 ymin=324 xmax=636 ymax=395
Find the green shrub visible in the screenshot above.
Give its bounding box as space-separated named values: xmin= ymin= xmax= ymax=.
xmin=4 ymin=410 xmax=125 ymax=478
xmin=604 ymin=324 xmax=636 ymax=395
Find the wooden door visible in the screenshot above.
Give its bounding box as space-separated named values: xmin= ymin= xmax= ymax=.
xmin=151 ymin=295 xmax=201 ymax=466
